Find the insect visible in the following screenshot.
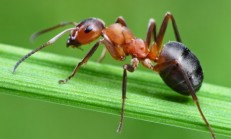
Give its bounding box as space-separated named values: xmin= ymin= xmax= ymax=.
xmin=13 ymin=12 xmax=215 ymax=139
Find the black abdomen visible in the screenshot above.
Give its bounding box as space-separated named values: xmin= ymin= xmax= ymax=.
xmin=158 ymin=42 xmax=203 ymax=95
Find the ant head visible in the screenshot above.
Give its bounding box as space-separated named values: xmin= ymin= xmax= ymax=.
xmin=67 ymin=18 xmax=105 ymax=47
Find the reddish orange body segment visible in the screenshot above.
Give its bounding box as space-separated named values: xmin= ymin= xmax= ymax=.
xmin=77 ymin=28 xmax=99 ymax=44
xmin=103 ymin=24 xmax=127 ymax=45
xmin=102 ymin=23 xmax=149 ymax=60
xmin=122 ymin=39 xmax=149 ymax=58
xmin=71 ymin=18 xmax=105 ymax=45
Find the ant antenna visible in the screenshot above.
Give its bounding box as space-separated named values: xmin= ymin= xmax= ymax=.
xmin=30 ymin=22 xmax=77 ymax=42
xmin=13 ymin=27 xmax=75 ymax=73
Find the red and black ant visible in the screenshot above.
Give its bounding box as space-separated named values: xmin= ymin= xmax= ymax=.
xmin=13 ymin=12 xmax=215 ymax=139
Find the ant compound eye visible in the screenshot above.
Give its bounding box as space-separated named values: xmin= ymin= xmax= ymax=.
xmin=84 ymin=26 xmax=93 ymax=33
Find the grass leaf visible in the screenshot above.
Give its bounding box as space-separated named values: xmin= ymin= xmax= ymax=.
xmin=0 ymin=43 xmax=230 ymax=137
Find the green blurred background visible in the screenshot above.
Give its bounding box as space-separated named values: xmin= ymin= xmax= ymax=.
xmin=0 ymin=0 xmax=230 ymax=139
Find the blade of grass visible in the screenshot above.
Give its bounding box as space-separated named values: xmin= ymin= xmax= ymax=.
xmin=0 ymin=43 xmax=230 ymax=137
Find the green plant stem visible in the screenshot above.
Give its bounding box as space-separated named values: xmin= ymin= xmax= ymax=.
xmin=0 ymin=43 xmax=230 ymax=137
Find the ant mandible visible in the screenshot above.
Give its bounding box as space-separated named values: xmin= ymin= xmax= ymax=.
xmin=13 ymin=12 xmax=215 ymax=139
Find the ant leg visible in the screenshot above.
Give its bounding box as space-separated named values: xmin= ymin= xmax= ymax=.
xmin=101 ymin=35 xmax=126 ymax=61
xmin=97 ymin=17 xmax=128 ymax=63
xmin=146 ymin=18 xmax=157 ymax=47
xmin=156 ymin=12 xmax=182 ymax=48
xmin=115 ymin=16 xmax=127 ymax=27
xmin=117 ymin=58 xmax=139 ymax=133
xmin=153 ymin=60 xmax=177 ymax=72
xmin=31 ymin=22 xmax=77 ymax=41
xmin=13 ymin=27 xmax=75 ymax=73
xmin=153 ymin=60 xmax=216 ymax=139
xmin=149 ymin=12 xmax=182 ymax=60
xmin=97 ymin=47 xmax=107 ymax=62
xmin=58 ymin=41 xmax=100 ymax=84
xmin=177 ymin=63 xmax=216 ymax=139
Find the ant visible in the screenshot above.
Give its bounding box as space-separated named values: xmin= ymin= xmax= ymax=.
xmin=13 ymin=12 xmax=215 ymax=139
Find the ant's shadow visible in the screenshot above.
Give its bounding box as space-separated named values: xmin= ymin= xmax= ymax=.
xmin=128 ymin=81 xmax=191 ymax=104
xmin=154 ymin=92 xmax=190 ymax=103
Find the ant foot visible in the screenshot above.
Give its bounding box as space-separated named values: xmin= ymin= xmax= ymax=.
xmin=58 ymin=79 xmax=68 ymax=84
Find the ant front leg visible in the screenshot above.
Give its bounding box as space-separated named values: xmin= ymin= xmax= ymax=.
xmin=58 ymin=41 xmax=100 ymax=84
xmin=97 ymin=17 xmax=128 ymax=62
xmin=117 ymin=58 xmax=139 ymax=133
xmin=100 ymin=35 xmax=126 ymax=61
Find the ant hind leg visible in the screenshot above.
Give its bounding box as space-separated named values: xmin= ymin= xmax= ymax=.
xmin=153 ymin=60 xmax=216 ymax=139
xmin=177 ymin=63 xmax=216 ymax=139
